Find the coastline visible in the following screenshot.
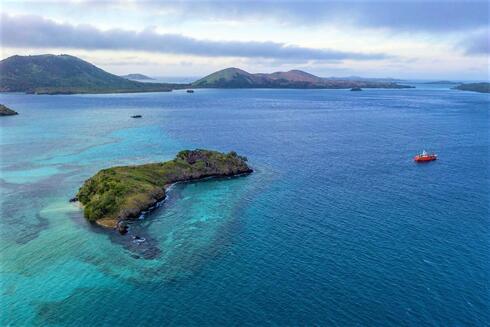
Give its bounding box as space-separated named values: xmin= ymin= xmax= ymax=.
xmin=74 ymin=151 xmax=253 ymax=233
xmin=81 ymin=173 xmax=252 ymax=231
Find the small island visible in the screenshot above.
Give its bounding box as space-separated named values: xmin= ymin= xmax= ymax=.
xmin=75 ymin=149 xmax=252 ymax=231
xmin=454 ymin=82 xmax=490 ymax=94
xmin=350 ymin=87 xmax=362 ymax=91
xmin=424 ymin=80 xmax=460 ymax=84
xmin=0 ymin=104 xmax=18 ymax=116
xmin=121 ymin=73 xmax=154 ymax=81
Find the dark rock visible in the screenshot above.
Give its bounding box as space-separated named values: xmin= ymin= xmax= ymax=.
xmin=117 ymin=221 xmax=129 ymax=235
xmin=131 ymin=115 xmax=142 ymax=118
xmin=350 ymin=87 xmax=362 ymax=91
xmin=186 ymin=89 xmax=195 ymax=93
xmin=0 ymin=104 xmax=18 ymax=116
xmin=132 ymin=236 xmax=146 ymax=244
xmin=69 ymin=197 xmax=78 ymax=202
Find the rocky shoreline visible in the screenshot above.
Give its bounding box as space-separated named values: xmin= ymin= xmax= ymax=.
xmin=74 ymin=149 xmax=252 ymax=232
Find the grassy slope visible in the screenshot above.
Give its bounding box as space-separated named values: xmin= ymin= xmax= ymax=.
xmin=192 ymin=67 xmax=256 ymax=88
xmin=77 ymin=150 xmax=251 ymax=227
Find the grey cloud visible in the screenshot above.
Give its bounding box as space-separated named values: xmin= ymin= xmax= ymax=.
xmin=460 ymin=30 xmax=490 ymax=55
xmin=1 ymin=14 xmax=388 ymax=61
xmin=107 ymin=0 xmax=489 ymax=33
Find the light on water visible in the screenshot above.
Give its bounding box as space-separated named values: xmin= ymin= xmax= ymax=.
xmin=0 ymin=87 xmax=488 ymax=325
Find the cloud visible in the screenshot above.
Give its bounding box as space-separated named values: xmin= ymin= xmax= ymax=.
xmin=81 ymin=0 xmax=489 ymax=33
xmin=345 ymin=1 xmax=488 ymax=32
xmin=459 ymin=30 xmax=490 ymax=55
xmin=0 ymin=14 xmax=388 ymax=61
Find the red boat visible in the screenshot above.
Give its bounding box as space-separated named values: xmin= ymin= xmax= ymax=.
xmin=414 ymin=150 xmax=437 ymax=162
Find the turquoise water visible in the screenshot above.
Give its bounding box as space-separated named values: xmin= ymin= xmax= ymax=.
xmin=1 ymin=86 xmax=488 ymax=326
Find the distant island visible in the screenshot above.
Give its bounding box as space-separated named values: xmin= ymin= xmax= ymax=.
xmin=192 ymin=67 xmax=413 ymax=89
xmin=74 ymin=149 xmax=252 ymax=231
xmin=120 ymin=73 xmax=154 ymax=81
xmin=454 ymin=82 xmax=490 ymax=93
xmin=0 ymin=104 xmax=18 ymax=116
xmin=424 ymin=80 xmax=460 ymax=84
xmin=326 ymin=76 xmax=401 ymax=83
xmin=0 ymin=54 xmax=415 ymax=94
xmin=0 ymin=54 xmax=182 ymax=94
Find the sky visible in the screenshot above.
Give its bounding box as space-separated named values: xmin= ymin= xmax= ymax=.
xmin=1 ymin=0 xmax=489 ymax=80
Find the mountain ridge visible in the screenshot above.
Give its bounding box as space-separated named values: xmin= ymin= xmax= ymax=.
xmin=192 ymin=67 xmax=412 ymax=89
xmin=0 ymin=54 xmax=413 ymax=93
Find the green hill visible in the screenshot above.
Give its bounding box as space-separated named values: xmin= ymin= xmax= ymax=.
xmin=0 ymin=54 xmax=184 ymax=94
xmin=192 ymin=67 xmax=257 ymax=88
xmin=192 ymin=67 xmax=412 ymax=89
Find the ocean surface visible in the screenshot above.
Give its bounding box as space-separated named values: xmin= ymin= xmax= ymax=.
xmin=1 ymin=85 xmax=488 ymax=326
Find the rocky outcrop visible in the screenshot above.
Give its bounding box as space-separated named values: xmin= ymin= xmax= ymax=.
xmin=0 ymin=104 xmax=18 ymax=116
xmin=76 ymin=149 xmax=252 ymax=230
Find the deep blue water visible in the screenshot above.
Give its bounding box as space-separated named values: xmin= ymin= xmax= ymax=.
xmin=1 ymin=86 xmax=488 ymax=326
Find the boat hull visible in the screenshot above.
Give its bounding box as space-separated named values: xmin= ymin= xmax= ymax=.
xmin=414 ymin=155 xmax=437 ymax=162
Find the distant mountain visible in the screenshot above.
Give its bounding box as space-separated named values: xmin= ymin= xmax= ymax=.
xmin=0 ymin=55 xmax=183 ymax=94
xmin=121 ymin=73 xmax=154 ymax=80
xmin=424 ymin=80 xmax=460 ymax=84
xmin=192 ymin=67 xmax=412 ymax=89
xmin=0 ymin=54 xmax=413 ymax=94
xmin=262 ymin=70 xmax=326 ymax=84
xmin=454 ymin=82 xmax=490 ymax=93
xmin=326 ymin=76 xmax=401 ymax=83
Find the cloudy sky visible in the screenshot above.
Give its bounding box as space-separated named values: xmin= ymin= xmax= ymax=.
xmin=1 ymin=0 xmax=489 ymax=79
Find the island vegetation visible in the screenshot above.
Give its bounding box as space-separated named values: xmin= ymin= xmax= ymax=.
xmin=454 ymin=82 xmax=490 ymax=93
xmin=0 ymin=104 xmax=18 ymax=116
xmin=75 ymin=149 xmax=252 ymax=230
